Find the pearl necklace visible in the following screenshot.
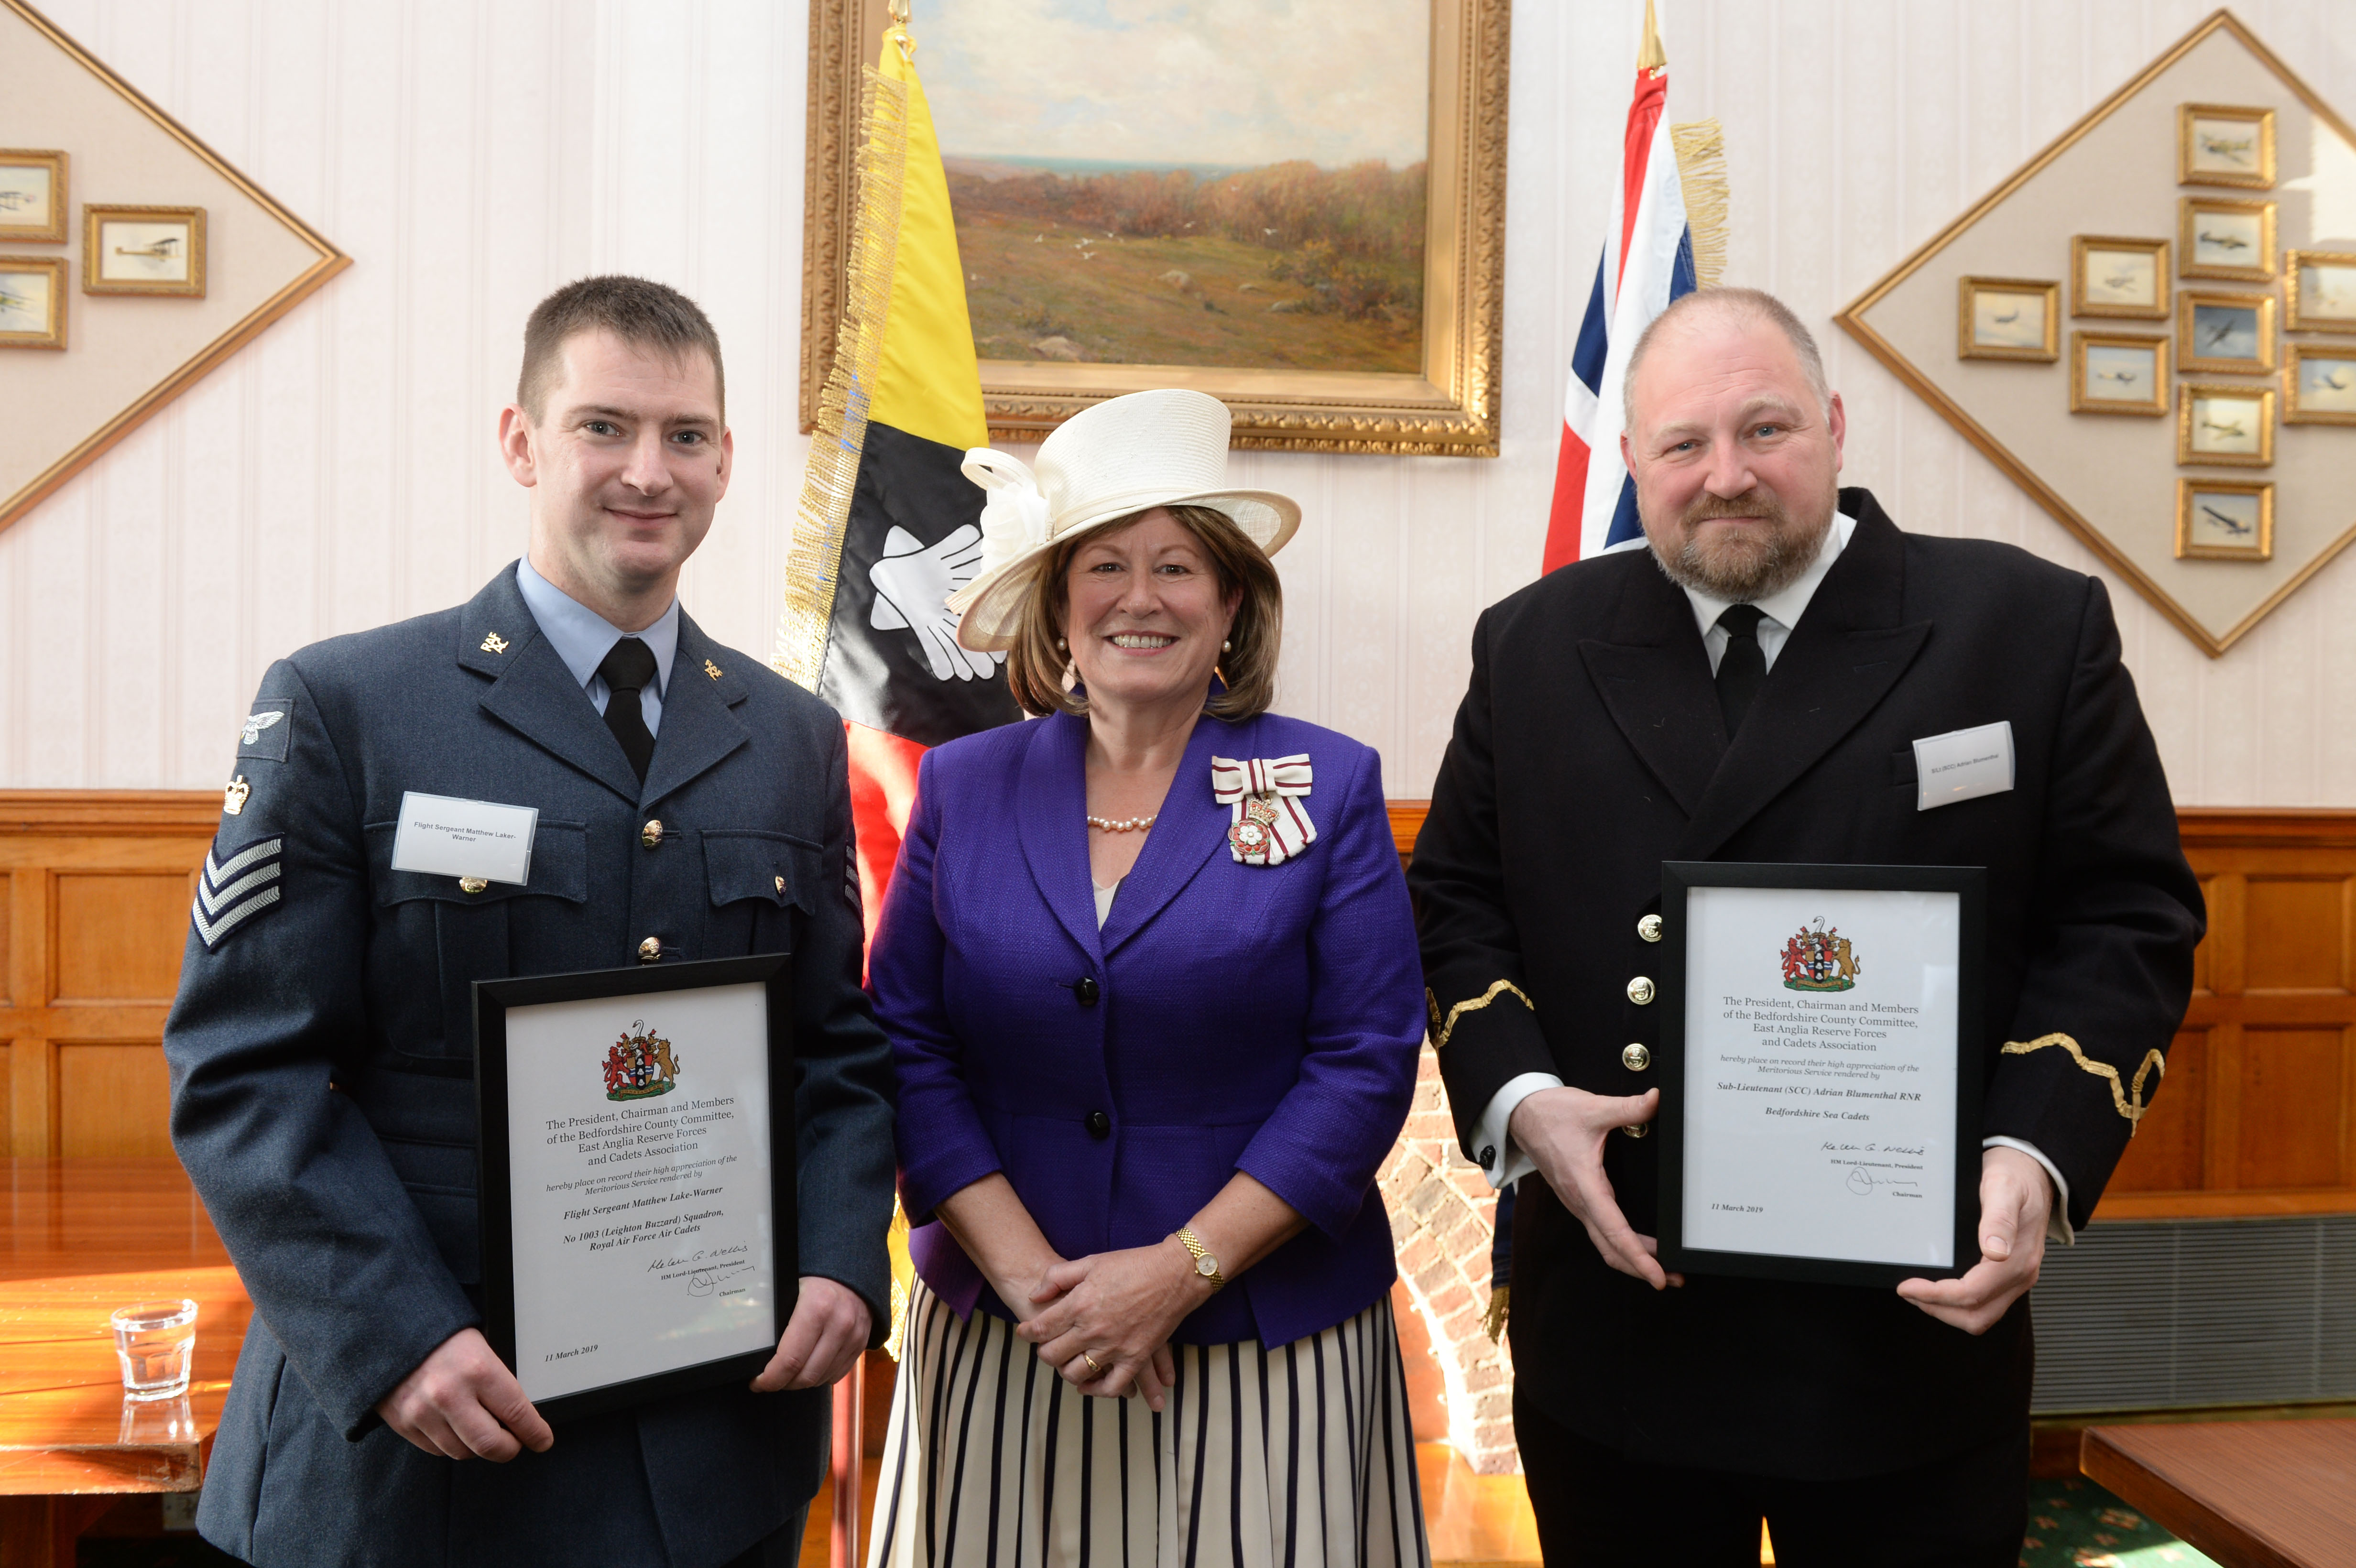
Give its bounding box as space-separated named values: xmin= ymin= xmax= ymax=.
xmin=1086 ymin=813 xmax=1158 ymax=833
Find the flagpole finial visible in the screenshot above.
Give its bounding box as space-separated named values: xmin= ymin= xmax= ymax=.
xmin=1637 ymin=0 xmax=1667 ymax=72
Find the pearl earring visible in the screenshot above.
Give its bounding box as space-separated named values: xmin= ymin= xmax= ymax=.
xmin=1222 ymin=639 xmax=1232 ymax=652
xmin=1056 ymin=638 xmax=1068 ymax=652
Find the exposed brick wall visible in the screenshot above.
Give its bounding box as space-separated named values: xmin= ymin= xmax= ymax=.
xmin=1381 ymin=1044 xmax=1519 ymax=1474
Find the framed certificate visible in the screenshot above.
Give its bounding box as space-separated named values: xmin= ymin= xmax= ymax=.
xmin=1656 ymin=863 xmax=1985 ymax=1289
xmin=475 ymin=954 xmax=796 ymax=1423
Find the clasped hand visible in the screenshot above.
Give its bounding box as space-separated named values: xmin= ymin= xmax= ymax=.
xmin=1510 ymin=1088 xmax=2052 ymax=1334
xmin=1013 ymin=1241 xmax=1192 ymax=1411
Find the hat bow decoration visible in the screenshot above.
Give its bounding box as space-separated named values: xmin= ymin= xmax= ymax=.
xmin=1211 ymin=754 xmax=1315 ymax=866
xmin=958 ymin=449 xmax=1052 ymax=594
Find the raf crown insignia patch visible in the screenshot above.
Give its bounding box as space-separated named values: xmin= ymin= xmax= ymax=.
xmin=192 ymin=837 xmax=284 ymax=950
xmin=222 ymin=775 xmax=251 ymax=816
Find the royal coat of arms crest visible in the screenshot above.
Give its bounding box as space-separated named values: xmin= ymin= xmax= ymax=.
xmin=603 ymin=1019 xmax=680 ymax=1101
xmin=1780 ymin=918 xmax=1861 ymax=992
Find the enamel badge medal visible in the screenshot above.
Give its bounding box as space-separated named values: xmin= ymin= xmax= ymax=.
xmin=1211 ymin=754 xmax=1316 ymax=866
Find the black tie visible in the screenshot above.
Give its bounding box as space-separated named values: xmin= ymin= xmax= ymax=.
xmin=1715 ymin=604 xmax=1768 ymax=738
xmin=597 ymin=637 xmax=659 ymax=783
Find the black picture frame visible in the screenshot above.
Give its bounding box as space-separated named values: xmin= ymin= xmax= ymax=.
xmin=1656 ymin=861 xmax=1986 ymax=1290
xmin=475 ymin=953 xmax=797 ymax=1425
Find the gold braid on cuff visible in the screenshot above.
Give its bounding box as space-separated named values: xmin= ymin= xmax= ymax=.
xmin=2000 ymin=1033 xmax=2166 ymax=1135
xmin=1426 ymin=980 xmax=1535 ymax=1051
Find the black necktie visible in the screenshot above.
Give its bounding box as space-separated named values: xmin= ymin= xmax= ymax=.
xmin=597 ymin=637 xmax=659 ymax=783
xmin=1714 ymin=604 xmax=1768 ymax=738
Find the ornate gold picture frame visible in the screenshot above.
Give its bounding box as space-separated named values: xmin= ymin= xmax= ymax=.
xmin=2175 ymin=382 xmax=2273 ymax=466
xmin=0 ymin=148 xmax=67 ymax=242
xmin=0 ymin=253 xmax=66 ymax=348
xmin=2179 ymin=195 xmax=2275 ymax=282
xmin=2285 ymin=249 xmax=2356 ymax=332
xmin=82 ymin=203 xmax=205 ymax=296
xmin=2175 ymin=478 xmax=2272 ymax=561
xmin=799 ymin=0 xmax=1509 ymax=455
xmin=2070 ymin=331 xmax=2167 ymax=415
xmin=2178 ymin=102 xmax=2276 ymax=188
xmin=2283 ymin=342 xmax=2356 ymax=426
xmin=1957 ymin=277 xmax=2059 ymax=361
xmin=2072 ymin=236 xmax=2168 ymax=320
xmin=2178 ymin=288 xmax=2275 ymax=375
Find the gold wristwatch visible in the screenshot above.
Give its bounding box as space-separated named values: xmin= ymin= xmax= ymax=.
xmin=1172 ymin=1227 xmax=1226 ymax=1292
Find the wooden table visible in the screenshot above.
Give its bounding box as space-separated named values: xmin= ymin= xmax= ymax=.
xmin=0 ymin=1157 xmax=251 ymax=1567
xmin=2082 ymin=1419 xmax=2356 ymax=1568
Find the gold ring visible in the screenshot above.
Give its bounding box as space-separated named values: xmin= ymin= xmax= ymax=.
xmin=1081 ymin=1352 xmax=1102 ymax=1376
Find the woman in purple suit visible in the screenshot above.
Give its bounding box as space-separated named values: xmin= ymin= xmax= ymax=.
xmin=864 ymin=389 xmax=1431 ymax=1568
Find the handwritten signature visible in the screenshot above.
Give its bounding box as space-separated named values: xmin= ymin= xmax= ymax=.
xmin=1843 ymin=1167 xmax=1921 ymax=1196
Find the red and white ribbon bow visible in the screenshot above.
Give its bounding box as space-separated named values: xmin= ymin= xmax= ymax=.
xmin=1210 ymin=754 xmax=1315 ymax=866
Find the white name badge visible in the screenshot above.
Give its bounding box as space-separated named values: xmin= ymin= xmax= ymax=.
xmin=1913 ymin=721 xmax=2014 ymax=812
xmin=391 ymin=792 xmax=539 ymax=884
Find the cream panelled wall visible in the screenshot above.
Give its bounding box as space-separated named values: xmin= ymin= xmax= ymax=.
xmin=3 ymin=0 xmax=2354 ymax=804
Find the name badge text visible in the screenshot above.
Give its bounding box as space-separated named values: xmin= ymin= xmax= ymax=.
xmin=1912 ymin=721 xmax=2014 ymax=812
xmin=391 ymin=792 xmax=539 ymax=884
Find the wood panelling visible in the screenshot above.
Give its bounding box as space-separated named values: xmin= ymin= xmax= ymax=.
xmin=0 ymin=794 xmax=215 ymax=1159
xmin=1390 ymin=801 xmax=2356 ymax=1220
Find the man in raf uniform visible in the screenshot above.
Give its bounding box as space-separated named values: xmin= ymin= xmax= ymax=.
xmin=1410 ymin=287 xmax=2203 ymax=1564
xmin=165 ymin=276 xmax=895 ymax=1568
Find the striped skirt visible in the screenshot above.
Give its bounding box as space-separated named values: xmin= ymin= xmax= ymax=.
xmin=869 ymin=1279 xmax=1430 ymax=1568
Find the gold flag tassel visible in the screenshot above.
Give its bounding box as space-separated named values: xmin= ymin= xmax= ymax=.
xmin=1483 ymin=1283 xmax=1510 ymax=1342
xmin=771 ymin=50 xmax=913 ymax=690
xmin=883 ymin=1198 xmax=915 ymax=1360
xmin=1670 ymin=118 xmax=1729 ymax=290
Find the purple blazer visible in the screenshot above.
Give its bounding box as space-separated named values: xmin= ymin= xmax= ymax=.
xmin=867 ymin=707 xmax=1424 ymax=1347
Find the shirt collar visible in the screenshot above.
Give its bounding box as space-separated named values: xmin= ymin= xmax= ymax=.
xmin=1680 ymin=511 xmax=1858 ymax=640
xmin=513 ymin=555 xmax=679 ymax=698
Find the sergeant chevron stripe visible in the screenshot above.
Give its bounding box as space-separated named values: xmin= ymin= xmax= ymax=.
xmin=192 ymin=837 xmax=284 ymax=949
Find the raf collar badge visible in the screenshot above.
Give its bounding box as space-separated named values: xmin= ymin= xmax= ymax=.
xmin=1211 ymin=754 xmax=1316 ymax=866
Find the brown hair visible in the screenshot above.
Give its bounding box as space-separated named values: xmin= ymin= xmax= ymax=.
xmin=517 ymin=275 xmax=726 ymax=421
xmin=1003 ymin=504 xmax=1283 ymax=722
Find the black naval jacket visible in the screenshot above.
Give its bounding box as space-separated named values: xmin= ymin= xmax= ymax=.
xmin=164 ymin=566 xmax=897 ymax=1568
xmin=1409 ymin=489 xmax=2203 ymax=1480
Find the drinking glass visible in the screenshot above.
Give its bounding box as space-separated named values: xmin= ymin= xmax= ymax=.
xmin=111 ymin=1299 xmax=198 ymax=1402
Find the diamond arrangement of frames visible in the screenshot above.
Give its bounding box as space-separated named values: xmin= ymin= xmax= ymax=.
xmin=1840 ymin=11 xmax=2356 ymax=653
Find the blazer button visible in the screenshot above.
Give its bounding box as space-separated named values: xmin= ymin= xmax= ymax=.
xmin=638 ymin=936 xmax=663 ymax=963
xmin=1623 ymin=1043 xmax=1651 ymax=1071
xmin=1637 ymin=914 xmax=1663 ymax=943
xmin=1086 ymin=1110 xmax=1111 ymax=1139
xmin=1074 ymin=976 xmax=1100 ymax=1007
xmin=641 ymin=819 xmax=665 ymax=849
xmin=1619 ymin=1122 xmax=1651 ymax=1138
xmin=1626 ymin=975 xmax=1656 ymax=1005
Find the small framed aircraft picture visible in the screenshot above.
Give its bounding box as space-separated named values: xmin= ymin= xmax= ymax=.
xmin=2175 ymin=479 xmax=2272 ymax=562
xmin=2179 ymin=196 xmax=2275 ymax=284
xmin=2072 ymin=236 xmax=2168 ymax=320
xmin=1957 ymin=277 xmax=2059 ymax=362
xmin=2178 ymin=290 xmax=2276 ymax=376
xmin=83 ymin=204 xmax=206 ymax=296
xmin=2286 ymin=250 xmax=2356 ymax=334
xmin=2069 ymin=331 xmax=2167 ymax=415
xmin=2284 ymin=344 xmax=2356 ymax=427
xmin=0 ymin=150 xmax=68 ymax=244
xmin=0 ymin=255 xmax=67 ymax=348
xmin=2178 ymin=103 xmax=2276 ymax=190
xmin=2175 ymin=383 xmax=2273 ymax=467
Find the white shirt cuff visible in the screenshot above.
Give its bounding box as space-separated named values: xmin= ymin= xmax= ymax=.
xmin=1472 ymin=1072 xmax=1565 ymax=1191
xmin=1982 ymin=1136 xmax=2074 ymax=1245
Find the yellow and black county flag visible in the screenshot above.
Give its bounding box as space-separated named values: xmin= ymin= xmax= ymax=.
xmin=773 ymin=18 xmax=1020 ymax=849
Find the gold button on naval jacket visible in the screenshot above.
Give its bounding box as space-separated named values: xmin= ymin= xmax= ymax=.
xmin=1622 ymin=1043 xmax=1651 ymax=1072
xmin=637 ymin=937 xmax=662 ymax=964
xmin=1638 ymin=914 xmax=1663 ymax=943
xmin=458 ymin=877 xmax=487 ymax=895
xmin=641 ymin=819 xmax=664 ymax=849
xmin=1619 ymin=1122 xmax=1650 ymax=1138
xmin=1626 ymin=975 xmax=1656 ymax=1005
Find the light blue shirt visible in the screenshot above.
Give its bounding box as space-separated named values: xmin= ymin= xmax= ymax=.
xmin=513 ymin=555 xmax=678 ymax=738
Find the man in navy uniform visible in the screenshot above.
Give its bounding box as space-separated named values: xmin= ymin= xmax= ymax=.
xmin=165 ymin=276 xmax=895 ymax=1567
xmin=1411 ymin=288 xmax=2202 ymax=1564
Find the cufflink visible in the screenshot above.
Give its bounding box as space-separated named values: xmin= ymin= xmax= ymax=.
xmin=1479 ymin=1145 xmax=1497 ymax=1169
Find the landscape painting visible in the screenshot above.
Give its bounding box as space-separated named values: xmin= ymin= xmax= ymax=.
xmin=918 ymin=0 xmax=1431 ymax=375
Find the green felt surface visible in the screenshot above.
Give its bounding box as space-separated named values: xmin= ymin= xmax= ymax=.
xmin=2016 ymin=1477 xmax=2219 ymax=1567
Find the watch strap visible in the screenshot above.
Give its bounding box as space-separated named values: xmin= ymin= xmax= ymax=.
xmin=1172 ymin=1226 xmax=1226 ymax=1291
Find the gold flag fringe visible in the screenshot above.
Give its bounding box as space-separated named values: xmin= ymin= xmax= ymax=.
xmin=772 ymin=63 xmax=912 ymax=691
xmin=1483 ymin=1283 xmax=1510 ymax=1342
xmin=1670 ymin=118 xmax=1729 ymax=291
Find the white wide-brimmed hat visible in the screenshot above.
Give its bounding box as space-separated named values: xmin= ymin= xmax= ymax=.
xmin=947 ymin=388 xmax=1301 ymax=652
